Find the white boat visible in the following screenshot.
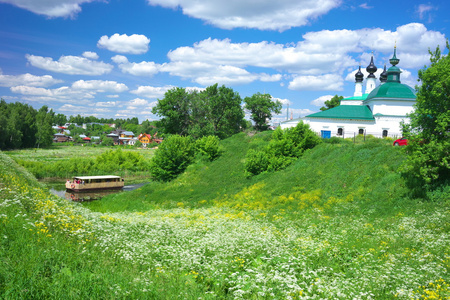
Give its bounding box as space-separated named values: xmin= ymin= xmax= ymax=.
xmin=66 ymin=175 xmax=124 ymax=192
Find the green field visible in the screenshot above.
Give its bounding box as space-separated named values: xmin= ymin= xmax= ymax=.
xmin=6 ymin=144 xmax=155 ymax=184
xmin=1 ymin=133 xmax=449 ymax=299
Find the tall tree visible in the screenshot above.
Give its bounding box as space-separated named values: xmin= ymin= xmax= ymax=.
xmin=35 ymin=105 xmax=54 ymax=148
xmin=201 ymin=84 xmax=244 ymax=138
xmin=152 ymin=87 xmax=192 ymax=136
xmin=244 ymin=92 xmax=282 ymax=131
xmin=402 ymin=40 xmax=450 ymax=184
xmin=320 ymin=95 xmax=343 ymax=111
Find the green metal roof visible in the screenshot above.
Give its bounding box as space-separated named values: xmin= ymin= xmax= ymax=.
xmin=341 ymin=94 xmax=368 ymax=101
xmin=306 ymin=105 xmax=374 ymax=120
xmin=366 ymin=82 xmax=416 ymax=101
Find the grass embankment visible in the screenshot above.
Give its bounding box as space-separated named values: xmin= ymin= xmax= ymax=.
xmin=1 ymin=132 xmax=449 ymax=299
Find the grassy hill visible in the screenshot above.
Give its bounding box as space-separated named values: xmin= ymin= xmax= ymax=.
xmin=1 ymin=132 xmax=449 ymax=299
xmin=87 ymin=132 xmax=415 ymax=217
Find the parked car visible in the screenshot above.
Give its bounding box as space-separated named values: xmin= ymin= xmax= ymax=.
xmin=393 ymin=137 xmax=408 ymax=146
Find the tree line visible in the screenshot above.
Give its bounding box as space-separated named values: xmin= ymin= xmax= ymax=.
xmin=0 ymin=100 xmax=54 ymax=150
xmin=152 ymin=83 xmax=281 ymax=139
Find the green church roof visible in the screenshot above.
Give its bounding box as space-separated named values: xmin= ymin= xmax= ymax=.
xmin=306 ymin=105 xmax=374 ymax=120
xmin=341 ymin=94 xmax=368 ymax=101
xmin=366 ymin=82 xmax=416 ymax=101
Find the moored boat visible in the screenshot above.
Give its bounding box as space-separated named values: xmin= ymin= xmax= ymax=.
xmin=66 ymin=175 xmax=124 ymax=192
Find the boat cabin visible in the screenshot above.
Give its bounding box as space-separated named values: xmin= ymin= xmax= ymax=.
xmin=66 ymin=175 xmax=124 ymax=192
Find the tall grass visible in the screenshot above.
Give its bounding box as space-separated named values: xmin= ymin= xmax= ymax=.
xmin=1 ymin=132 xmax=449 ymax=299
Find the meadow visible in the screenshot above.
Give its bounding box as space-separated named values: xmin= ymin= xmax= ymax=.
xmin=1 ymin=133 xmax=449 ymax=299
xmin=6 ymin=145 xmax=155 ymax=183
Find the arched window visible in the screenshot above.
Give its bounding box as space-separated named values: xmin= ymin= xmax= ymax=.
xmin=382 ymin=130 xmax=388 ymax=137
xmin=358 ymin=128 xmax=364 ymax=135
xmin=337 ymin=128 xmax=343 ymax=136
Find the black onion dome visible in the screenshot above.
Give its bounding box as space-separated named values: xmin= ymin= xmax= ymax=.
xmin=355 ymin=65 xmax=364 ymax=82
xmin=366 ymin=55 xmax=377 ymax=78
xmin=380 ymin=64 xmax=387 ymax=83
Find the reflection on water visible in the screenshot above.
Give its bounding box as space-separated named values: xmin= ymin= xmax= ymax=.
xmin=49 ymin=183 xmax=148 ymax=202
xmin=65 ymin=190 xmax=121 ymax=202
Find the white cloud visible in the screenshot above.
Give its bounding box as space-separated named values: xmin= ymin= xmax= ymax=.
xmin=416 ymin=4 xmax=436 ymax=21
xmin=71 ymin=80 xmax=128 ymax=93
xmin=273 ymin=97 xmax=292 ymax=106
xmin=161 ymin=61 xmax=258 ymax=85
xmin=0 ymin=0 xmax=99 ymax=18
xmin=82 ymin=51 xmax=99 ymax=59
xmin=289 ymin=74 xmax=344 ymax=91
xmin=10 ymin=85 xmax=95 ymax=103
xmin=130 ymin=85 xmax=175 ymax=99
xmin=259 ymin=73 xmax=283 ymax=82
xmin=97 ymin=34 xmax=150 ymax=54
xmin=26 ymin=54 xmax=113 ymax=75
xmin=0 ymin=73 xmax=63 ymax=87
xmin=112 ymin=55 xmax=160 ymax=76
xmin=161 ymin=23 xmax=444 ymax=89
xmin=146 ymin=0 xmax=341 ymax=31
xmin=95 ymin=101 xmax=117 ymax=107
xmin=129 ymin=98 xmax=150 ymax=106
xmin=310 ymin=95 xmax=334 ymax=106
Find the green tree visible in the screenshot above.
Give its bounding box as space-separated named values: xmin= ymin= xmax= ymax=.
xmin=402 ymin=41 xmax=450 ymax=184
xmin=152 ymin=87 xmax=192 ymax=136
xmin=35 ymin=106 xmax=54 ymax=148
xmin=53 ymin=113 xmax=67 ymax=126
xmin=200 ymin=84 xmax=245 ymax=138
xmin=149 ymin=135 xmax=196 ymax=182
xmin=320 ymin=95 xmax=343 ymax=111
xmin=244 ymin=92 xmax=282 ymax=131
xmin=152 ymin=84 xmax=245 ymax=139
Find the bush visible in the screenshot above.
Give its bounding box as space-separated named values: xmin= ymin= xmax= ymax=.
xmin=149 ymin=135 xmax=196 ymax=182
xmin=245 ymin=122 xmax=321 ymax=176
xmin=196 ymin=135 xmax=221 ymax=161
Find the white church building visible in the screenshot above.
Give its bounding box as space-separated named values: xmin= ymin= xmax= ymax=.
xmin=281 ymin=48 xmax=416 ymax=139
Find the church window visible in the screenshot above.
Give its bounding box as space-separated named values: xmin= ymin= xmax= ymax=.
xmin=337 ymin=128 xmax=343 ymax=136
xmin=358 ymin=128 xmax=364 ymax=135
xmin=382 ymin=130 xmax=388 ymax=137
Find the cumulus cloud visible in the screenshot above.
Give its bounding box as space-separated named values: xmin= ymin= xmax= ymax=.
xmin=26 ymin=54 xmax=113 ymax=75
xmin=82 ymin=51 xmax=99 ymax=59
xmin=95 ymin=101 xmax=117 ymax=107
xmin=112 ymin=55 xmax=160 ymax=76
xmin=71 ymin=80 xmax=128 ymax=93
xmin=289 ymin=74 xmax=344 ymax=91
xmin=0 ymin=73 xmax=63 ymax=87
xmin=97 ymin=34 xmax=150 ymax=54
xmin=310 ymin=95 xmax=334 ymax=107
xmin=0 ymin=0 xmax=100 ymax=18
xmin=161 ymin=61 xmax=258 ymax=85
xmin=130 ymin=85 xmax=175 ymax=99
xmin=146 ymin=0 xmax=341 ymax=31
xmin=10 ymin=85 xmax=95 ymax=103
xmin=161 ymin=23 xmax=444 ymax=90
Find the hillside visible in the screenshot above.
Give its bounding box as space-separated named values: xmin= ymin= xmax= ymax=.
xmin=1 ymin=133 xmax=449 ymax=299
xmin=87 ymin=132 xmax=416 ymax=217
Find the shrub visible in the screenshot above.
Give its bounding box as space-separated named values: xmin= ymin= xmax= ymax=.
xmin=149 ymin=135 xmax=196 ymax=182
xmin=196 ymin=135 xmax=221 ymax=161
xmin=245 ymin=122 xmax=321 ymax=176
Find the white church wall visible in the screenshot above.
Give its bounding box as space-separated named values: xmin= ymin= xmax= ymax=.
xmin=366 ymin=99 xmax=415 ymax=116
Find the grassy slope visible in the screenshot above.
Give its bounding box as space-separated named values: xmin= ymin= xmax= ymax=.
xmin=87 ymin=132 xmax=412 ymax=217
xmin=2 ymin=133 xmax=449 ymax=299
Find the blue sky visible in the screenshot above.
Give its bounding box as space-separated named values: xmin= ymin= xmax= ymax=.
xmin=0 ymin=0 xmax=448 ymax=123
